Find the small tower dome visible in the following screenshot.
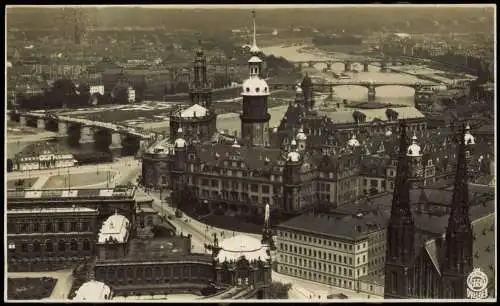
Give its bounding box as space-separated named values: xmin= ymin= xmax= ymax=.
xmin=407 ymin=134 xmax=422 ymax=157
xmin=347 ymin=134 xmax=360 ymax=147
xmin=232 ymin=138 xmax=241 ymax=148
xmin=291 ymin=139 xmax=297 ymax=147
xmin=296 ymin=128 xmax=307 ymax=141
xmin=272 ymin=127 xmax=278 ymax=133
xmin=174 ymin=128 xmax=186 ymax=148
xmin=287 ymin=150 xmax=301 ymax=162
xmin=295 ymin=83 xmax=303 ymax=94
xmin=385 ymin=129 xmax=393 ymax=137
xmin=464 ymin=123 xmax=475 ymax=145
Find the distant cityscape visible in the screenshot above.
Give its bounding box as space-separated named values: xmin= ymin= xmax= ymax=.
xmin=5 ymin=5 xmax=495 ymax=302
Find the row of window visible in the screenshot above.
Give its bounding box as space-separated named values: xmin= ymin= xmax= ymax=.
xmin=96 ymin=266 xmax=212 ymax=280
xmin=278 ymin=234 xmax=367 ymax=251
xmin=200 ymin=179 xmax=272 ymax=194
xmin=279 ymin=265 xmax=355 ymax=290
xmin=280 ymin=250 xmax=367 ymax=267
xmin=8 ymin=239 xmax=92 ymax=253
xmin=280 ymin=255 xmax=369 ymax=277
xmin=7 ymin=221 xmax=92 ymax=234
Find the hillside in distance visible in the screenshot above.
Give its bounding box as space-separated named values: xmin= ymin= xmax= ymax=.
xmin=6 ymin=6 xmax=494 ymax=35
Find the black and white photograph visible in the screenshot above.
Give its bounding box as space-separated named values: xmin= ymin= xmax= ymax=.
xmin=5 ymin=4 xmax=496 ymax=302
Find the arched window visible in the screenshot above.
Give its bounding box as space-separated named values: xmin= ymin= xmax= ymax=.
xmin=33 ymin=223 xmax=40 ymax=233
xmin=255 ymin=87 xmax=260 ymax=92
xmin=127 ymin=267 xmax=134 ymax=279
xmin=45 ymin=240 xmax=53 ymax=252
xmin=145 ymin=268 xmax=152 ymax=278
xmin=82 ymin=222 xmax=90 ymax=231
xmin=58 ymin=221 xmax=65 ymax=232
xmin=22 ymin=243 xmax=29 ymax=253
xmin=83 ymin=239 xmax=91 ymax=251
xmin=33 ymin=241 xmax=41 ymax=253
xmin=117 ymin=268 xmax=125 ymax=278
xmin=70 ymin=239 xmax=78 ymax=251
xmin=71 ymin=222 xmax=78 ymax=232
xmin=45 ymin=222 xmax=53 ymax=232
xmin=58 ymin=240 xmax=66 ymax=252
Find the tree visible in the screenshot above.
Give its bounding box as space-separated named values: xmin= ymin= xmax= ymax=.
xmin=269 ymin=282 xmax=292 ymax=299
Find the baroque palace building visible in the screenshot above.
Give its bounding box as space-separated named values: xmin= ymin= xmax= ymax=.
xmin=141 ymin=12 xmax=493 ymax=221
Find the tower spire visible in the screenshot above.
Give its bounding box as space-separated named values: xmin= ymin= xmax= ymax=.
xmin=442 ymin=124 xmax=473 ymax=298
xmin=384 ymin=120 xmax=415 ymax=299
xmin=250 ymin=10 xmax=260 ymax=55
xmin=390 ymin=120 xmax=413 ymax=221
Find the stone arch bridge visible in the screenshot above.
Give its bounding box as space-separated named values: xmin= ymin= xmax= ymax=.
xmin=9 ymin=110 xmax=161 ymax=156
xmin=293 ymin=57 xmax=426 ymax=72
xmin=269 ymin=80 xmax=438 ymax=102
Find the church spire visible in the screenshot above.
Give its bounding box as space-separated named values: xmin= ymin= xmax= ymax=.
xmin=390 ymin=120 xmax=413 ymax=223
xmin=384 ymin=120 xmax=415 ymax=299
xmin=250 ymin=10 xmax=260 ymax=55
xmin=442 ymin=124 xmax=473 ymax=294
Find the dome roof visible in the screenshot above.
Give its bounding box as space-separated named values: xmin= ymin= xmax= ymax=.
xmin=174 ymin=127 xmax=186 ymax=148
xmin=464 ymin=124 xmax=475 ymax=145
xmin=407 ymin=135 xmax=422 ymax=157
xmin=385 ymin=129 xmax=393 ymax=137
xmin=296 ymin=128 xmax=307 ymax=141
xmin=174 ymin=138 xmax=186 ymax=148
xmin=98 ymin=213 xmax=130 ymax=244
xmin=242 ymin=77 xmax=269 ymax=96
xmin=248 ymin=56 xmax=262 ymax=63
xmin=217 ymin=234 xmax=269 ymax=262
xmin=287 ymin=151 xmax=301 ymax=162
xmin=347 ymin=135 xmax=360 ymax=147
xmin=295 ymin=84 xmax=303 ymax=93
xmin=250 ymin=44 xmax=261 ymax=54
xmin=291 ymin=139 xmax=297 ymax=147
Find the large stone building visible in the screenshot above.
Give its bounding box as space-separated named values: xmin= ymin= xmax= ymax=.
xmin=94 ymin=212 xmax=272 ymax=298
xmin=275 ymin=211 xmax=386 ymax=292
xmin=383 ymin=123 xmax=495 ymax=299
xmin=11 ymin=142 xmax=77 ymax=172
xmin=6 ymin=186 xmax=137 ymax=272
xmin=7 ymin=207 xmax=99 ymax=272
xmin=142 ymin=11 xmax=491 ymax=221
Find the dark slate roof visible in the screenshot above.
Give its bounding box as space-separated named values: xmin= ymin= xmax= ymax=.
xmin=423 ymin=205 xmax=494 ymax=279
xmin=412 ymin=193 xmax=494 ymax=235
xmin=195 ymin=142 xmax=284 ymax=173
xmin=277 ymin=212 xmax=386 ymax=241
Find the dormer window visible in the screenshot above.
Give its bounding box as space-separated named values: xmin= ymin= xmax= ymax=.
xmin=246 ymin=87 xmax=250 ymax=92
xmin=256 ymin=87 xmax=260 ymax=92
xmin=264 ymin=87 xmax=268 ymax=92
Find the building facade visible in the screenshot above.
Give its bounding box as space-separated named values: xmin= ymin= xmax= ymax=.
xmin=275 ymin=212 xmax=385 ymax=292
xmin=7 ymin=207 xmax=99 ymax=272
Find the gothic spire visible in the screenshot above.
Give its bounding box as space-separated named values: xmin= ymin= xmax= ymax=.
xmin=444 ymin=124 xmax=473 ymax=275
xmin=390 ymin=120 xmax=413 ymax=223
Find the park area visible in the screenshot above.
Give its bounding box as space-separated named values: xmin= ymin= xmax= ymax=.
xmin=42 ymin=171 xmax=116 ymax=189
xmin=7 ymin=177 xmax=38 ymax=189
xmin=8 ymin=277 xmax=57 ymax=300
